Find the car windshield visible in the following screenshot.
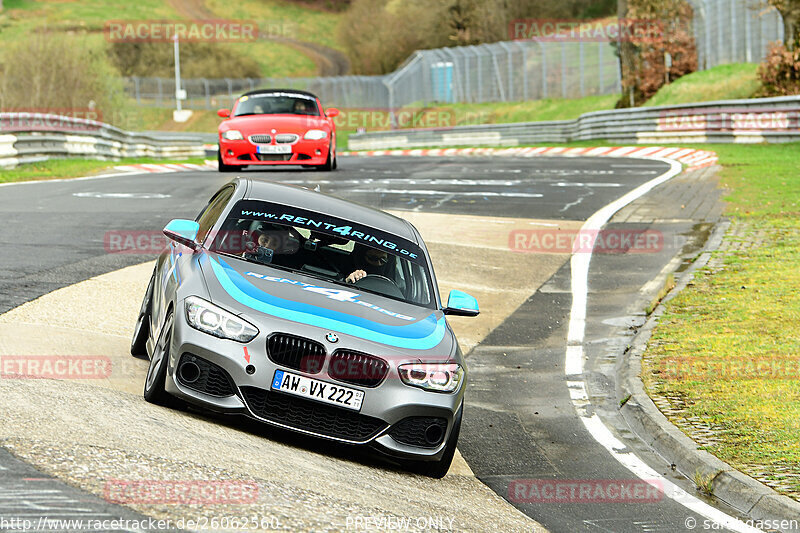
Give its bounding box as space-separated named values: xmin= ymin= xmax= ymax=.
xmin=232 ymin=92 xmax=320 ymax=117
xmin=209 ymin=200 xmax=435 ymax=308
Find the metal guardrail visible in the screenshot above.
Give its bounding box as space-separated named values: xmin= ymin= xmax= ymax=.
xmin=347 ymin=96 xmax=800 ymax=150
xmin=0 ymin=113 xmax=212 ymax=168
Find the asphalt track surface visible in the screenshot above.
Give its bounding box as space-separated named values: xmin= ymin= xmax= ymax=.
xmin=0 ymin=155 xmax=745 ymax=532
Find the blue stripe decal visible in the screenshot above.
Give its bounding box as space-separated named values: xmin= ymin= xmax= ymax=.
xmin=206 ymin=256 xmax=446 ymax=350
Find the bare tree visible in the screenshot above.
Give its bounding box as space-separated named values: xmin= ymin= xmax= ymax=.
xmin=769 ymin=0 xmax=800 ymax=49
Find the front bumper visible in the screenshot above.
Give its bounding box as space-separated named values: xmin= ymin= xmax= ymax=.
xmin=164 ymin=313 xmax=464 ymax=461
xmin=219 ymin=138 xmax=331 ymax=166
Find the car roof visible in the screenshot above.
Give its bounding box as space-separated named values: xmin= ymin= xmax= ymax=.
xmin=239 ymin=178 xmax=419 ymax=243
xmin=241 ymin=88 xmax=319 ymax=100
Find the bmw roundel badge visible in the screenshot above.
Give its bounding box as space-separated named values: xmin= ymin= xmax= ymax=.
xmin=325 ymin=332 xmax=339 ymax=343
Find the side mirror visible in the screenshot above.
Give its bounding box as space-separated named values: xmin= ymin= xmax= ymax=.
xmin=443 ymin=290 xmax=479 ymax=317
xmin=325 ymin=108 xmax=340 ymax=118
xmin=163 ymin=219 xmax=201 ymax=250
xmin=217 ymin=108 xmax=231 ymax=118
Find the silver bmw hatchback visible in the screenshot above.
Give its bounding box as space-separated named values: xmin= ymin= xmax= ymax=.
xmin=131 ymin=178 xmax=479 ymax=477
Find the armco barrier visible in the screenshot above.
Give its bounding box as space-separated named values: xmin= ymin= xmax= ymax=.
xmin=0 ymin=113 xmax=213 ymax=168
xmin=348 ymin=95 xmax=800 ymax=151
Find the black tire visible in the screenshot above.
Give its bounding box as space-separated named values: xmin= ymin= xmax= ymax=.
xmin=317 ymin=147 xmax=334 ymax=171
xmin=130 ymin=273 xmax=154 ymax=357
xmin=408 ymin=402 xmax=463 ymax=479
xmin=143 ymin=312 xmax=174 ymax=406
xmin=331 ymin=149 xmax=338 ymax=170
xmin=218 ymin=151 xmax=237 ymax=173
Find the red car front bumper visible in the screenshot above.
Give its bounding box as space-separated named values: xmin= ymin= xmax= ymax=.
xmin=219 ymin=138 xmax=332 ymax=167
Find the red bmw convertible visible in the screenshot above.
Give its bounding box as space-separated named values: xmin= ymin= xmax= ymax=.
xmin=217 ymin=89 xmax=339 ymax=172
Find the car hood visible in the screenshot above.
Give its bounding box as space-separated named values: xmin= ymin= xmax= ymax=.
xmin=220 ymin=114 xmax=329 ymax=136
xmin=198 ymin=252 xmax=451 ymax=353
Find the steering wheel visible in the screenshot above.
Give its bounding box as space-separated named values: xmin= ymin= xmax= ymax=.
xmin=354 ymin=274 xmax=404 ymax=299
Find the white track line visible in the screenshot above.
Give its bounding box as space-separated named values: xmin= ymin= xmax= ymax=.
xmin=565 ymin=156 xmax=762 ymax=533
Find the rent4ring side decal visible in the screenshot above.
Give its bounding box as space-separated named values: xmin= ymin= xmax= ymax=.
xmin=244 ymin=271 xmax=415 ymax=321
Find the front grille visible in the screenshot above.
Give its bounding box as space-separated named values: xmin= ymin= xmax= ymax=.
xmin=275 ymin=133 xmax=299 ymax=143
xmin=177 ymin=354 xmax=235 ymax=397
xmin=389 ymin=417 xmax=448 ymax=448
xmin=255 ymin=154 xmax=292 ymax=162
xmin=248 ymin=134 xmax=271 ymax=144
xmin=240 ymin=386 xmax=387 ymax=442
xmin=328 ymin=350 xmax=389 ymax=387
xmin=267 ymin=333 xmax=326 ymax=374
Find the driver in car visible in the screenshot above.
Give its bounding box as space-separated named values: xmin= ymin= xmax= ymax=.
xmin=243 ymin=227 xmax=301 ymax=267
xmin=293 ymin=99 xmax=312 ymax=115
xmin=346 ymin=246 xmax=391 ymax=283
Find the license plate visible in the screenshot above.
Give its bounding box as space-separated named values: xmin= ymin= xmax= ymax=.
xmin=257 ymin=144 xmax=292 ymax=154
xmin=271 ymin=370 xmax=364 ymax=411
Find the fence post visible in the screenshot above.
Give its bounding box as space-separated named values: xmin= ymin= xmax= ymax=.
xmin=519 ymin=42 xmax=528 ymax=101
xmin=498 ymin=41 xmax=514 ymax=101
xmin=579 ymin=40 xmax=585 ymax=97
xmin=538 ymin=41 xmax=547 ymax=99
xmin=133 ymin=77 xmax=141 ymax=106
xmin=730 ymin=0 xmax=737 ymax=62
xmin=202 ymin=78 xmax=210 ymax=109
xmin=598 ymin=42 xmax=603 ymax=95
xmin=561 ymin=42 xmax=567 ymax=98
xmin=156 ymin=77 xmax=163 ymax=107
xmin=745 ymin=1 xmax=753 ymax=63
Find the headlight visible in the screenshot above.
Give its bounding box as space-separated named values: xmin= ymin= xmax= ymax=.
xmin=398 ymin=363 xmax=463 ymax=393
xmin=303 ymin=129 xmax=328 ymax=140
xmin=222 ymin=129 xmax=243 ymax=141
xmin=185 ymin=296 xmax=258 ymax=342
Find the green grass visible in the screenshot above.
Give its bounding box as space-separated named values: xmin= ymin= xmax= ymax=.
xmin=0 ymin=157 xmax=207 ymax=184
xmin=0 ymin=0 xmax=330 ymax=78
xmin=645 ymin=64 xmax=762 ymax=107
xmin=641 ymin=142 xmax=800 ymax=498
xmin=204 ymin=0 xmax=343 ymax=50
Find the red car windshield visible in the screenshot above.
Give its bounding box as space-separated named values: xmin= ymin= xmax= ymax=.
xmin=233 ymin=93 xmax=320 ymax=117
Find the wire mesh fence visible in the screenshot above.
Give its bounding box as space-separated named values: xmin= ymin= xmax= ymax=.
xmin=689 ymin=0 xmax=784 ymax=69
xmin=124 ymin=40 xmax=622 ymax=110
xmin=122 ymin=0 xmax=785 ymax=111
